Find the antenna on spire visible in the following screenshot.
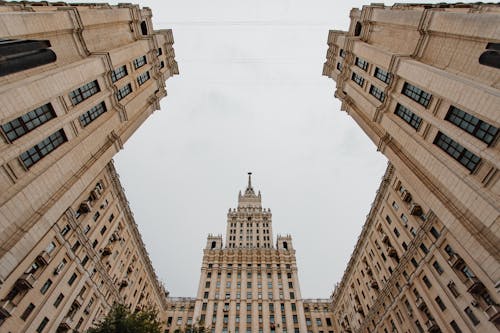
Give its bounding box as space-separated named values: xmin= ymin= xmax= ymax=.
xmin=247 ymin=172 xmax=252 ymax=189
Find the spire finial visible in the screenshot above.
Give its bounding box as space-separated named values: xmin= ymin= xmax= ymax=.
xmin=247 ymin=172 xmax=252 ymax=189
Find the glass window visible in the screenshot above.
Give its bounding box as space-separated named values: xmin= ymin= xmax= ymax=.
xmin=20 ymin=129 xmax=67 ymax=169
xmin=369 ymin=85 xmax=385 ymax=102
xmin=137 ymin=71 xmax=151 ymax=86
xmin=434 ymin=132 xmax=481 ymax=172
xmin=79 ymin=102 xmax=107 ymax=127
xmin=336 ymin=62 xmax=342 ymax=72
xmin=116 ymin=83 xmax=132 ymax=101
xmin=1 ymin=103 xmax=56 ymax=142
xmin=445 ymin=106 xmax=498 ymax=145
xmin=69 ymin=80 xmax=100 ymax=105
xmin=374 ymin=67 xmax=391 ymax=84
xmin=133 ymin=55 xmax=147 ymax=69
xmin=394 ymin=103 xmax=422 ymax=130
xmin=402 ymin=82 xmax=432 ymax=108
xmin=20 ymin=303 xmax=35 ymax=321
xmin=339 ymin=49 xmax=346 ymax=58
xmin=355 ymin=57 xmax=369 ymax=71
xmin=464 ymin=307 xmax=480 ymax=326
xmin=111 ymin=65 xmax=128 ymax=82
xmin=351 ymin=72 xmax=364 ymax=87
xmin=36 ymin=317 xmax=49 ymax=333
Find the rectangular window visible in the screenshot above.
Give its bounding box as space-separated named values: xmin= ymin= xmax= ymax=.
xmin=402 ymin=82 xmax=432 ymax=108
xmin=423 ymin=276 xmax=432 ymax=288
xmin=137 ymin=71 xmax=151 ymax=86
xmin=20 ymin=129 xmax=67 ymax=169
xmin=369 ymin=85 xmax=385 ymax=102
xmin=68 ymin=272 xmax=78 ymax=286
xmin=20 ymin=303 xmax=35 ymax=321
xmin=60 ymin=225 xmax=71 ymax=236
xmin=336 ymin=62 xmax=342 ymax=72
xmin=339 ymin=49 xmax=346 ymax=58
xmin=133 ymin=55 xmax=147 ymax=69
xmin=54 ymin=293 xmax=64 ymax=308
xmin=116 ymin=83 xmax=132 ymax=101
xmin=69 ymin=80 xmax=100 ymax=105
xmin=435 ymin=296 xmax=446 ymax=311
xmin=351 ymin=72 xmax=364 ymax=87
xmin=394 ymin=104 xmax=422 ymax=130
xmin=355 ymin=57 xmax=368 ymax=71
xmin=111 ymin=65 xmax=128 ymax=82
xmin=433 ymin=261 xmax=444 ymax=275
xmin=450 ymin=320 xmax=462 ymax=333
xmin=434 ymin=132 xmax=481 ymax=172
xmin=290 ymin=292 xmax=295 ymax=299
xmin=374 ymin=67 xmax=391 ymax=84
xmin=37 ymin=317 xmax=49 ymax=332
xmin=445 ymin=106 xmax=498 ymax=146
xmin=1 ymin=103 xmax=56 ymax=142
xmin=464 ymin=307 xmax=480 ymax=326
xmin=430 ymin=227 xmax=440 ymax=240
xmin=79 ymin=102 xmax=107 ymax=127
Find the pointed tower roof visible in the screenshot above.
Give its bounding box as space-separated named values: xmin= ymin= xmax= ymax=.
xmin=238 ymin=172 xmax=262 ymax=208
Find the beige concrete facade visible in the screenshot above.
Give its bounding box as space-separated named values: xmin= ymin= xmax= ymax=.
xmin=323 ymin=3 xmax=499 ymax=333
xmin=165 ymin=175 xmax=333 ymax=333
xmin=0 ymin=1 xmax=177 ymax=332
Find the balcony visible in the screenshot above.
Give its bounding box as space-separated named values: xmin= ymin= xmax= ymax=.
xmin=410 ymin=203 xmax=423 ymax=216
xmin=101 ymin=246 xmax=112 ymax=256
xmin=16 ymin=273 xmax=36 ymax=290
xmin=36 ymin=250 xmax=51 ymax=266
xmin=447 ymin=253 xmax=464 ymax=269
xmin=465 ymin=277 xmax=485 ymax=294
xmin=485 ymin=304 xmax=500 ymax=324
xmin=370 ymin=280 xmax=379 ymax=290
xmin=0 ymin=300 xmax=15 ymax=317
xmin=425 ymin=319 xmax=440 ymax=333
xmin=387 ymin=246 xmax=398 ymax=258
xmin=120 ymin=279 xmax=129 ymax=288
xmin=57 ymin=316 xmax=73 ymax=332
xmin=77 ymin=201 xmax=91 ymax=214
xmin=402 ymin=191 xmax=412 ymax=203
xmin=416 ymin=297 xmax=426 ymax=310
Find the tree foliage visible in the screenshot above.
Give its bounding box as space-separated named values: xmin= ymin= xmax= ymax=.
xmin=86 ymin=303 xmax=162 ymax=333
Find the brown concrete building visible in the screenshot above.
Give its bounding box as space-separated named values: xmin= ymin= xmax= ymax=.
xmin=323 ymin=3 xmax=499 ymax=333
xmin=165 ymin=174 xmax=335 ymax=333
xmin=0 ymin=1 xmax=177 ymax=332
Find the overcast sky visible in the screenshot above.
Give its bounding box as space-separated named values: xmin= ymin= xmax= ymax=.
xmin=89 ymin=0 xmax=443 ymax=298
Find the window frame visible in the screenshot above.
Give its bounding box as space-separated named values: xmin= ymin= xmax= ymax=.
xmin=402 ymin=82 xmax=432 ymax=108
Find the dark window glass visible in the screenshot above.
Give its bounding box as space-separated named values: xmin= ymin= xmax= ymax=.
xmin=369 ymin=85 xmax=385 ymax=102
xmin=69 ymin=80 xmax=100 ymax=105
xmin=336 ymin=62 xmax=342 ymax=72
xmin=394 ymin=104 xmax=422 ymax=130
xmin=355 ymin=57 xmax=368 ymax=71
xmin=160 ymin=61 xmax=165 ymax=69
xmin=402 ymin=82 xmax=432 ymax=108
xmin=430 ymin=227 xmax=440 ymax=239
xmin=1 ymin=103 xmax=56 ymax=142
xmin=36 ymin=317 xmax=49 ymax=333
xmin=20 ymin=303 xmax=35 ymax=321
xmin=40 ymin=279 xmax=52 ymax=295
xmin=434 ymin=132 xmax=481 ymax=172
xmin=420 ymin=243 xmax=429 ymax=254
xmin=79 ymin=102 xmax=107 ymax=127
xmin=435 ymin=296 xmax=446 ymax=311
xmin=351 ymin=72 xmax=364 ymax=86
xmin=133 ymin=55 xmax=147 ymax=69
xmin=339 ymin=49 xmax=346 ymax=58
xmin=111 ymin=65 xmax=128 ymax=82
xmin=433 ymin=261 xmax=444 ymax=275
xmin=137 ymin=71 xmax=151 ymax=86
xmin=54 ymin=293 xmax=64 ymax=308
xmin=116 ymin=84 xmax=132 ymax=101
xmin=68 ymin=273 xmax=77 ymax=286
xmin=450 ymin=320 xmax=462 ymax=333
xmin=374 ymin=67 xmax=391 ymax=84
xmin=423 ymin=276 xmax=432 ymax=288
xmin=464 ymin=307 xmax=480 ymax=326
xmin=20 ymin=129 xmax=67 ymax=169
xmin=81 ymin=255 xmax=89 ymax=267
xmin=157 ymin=48 xmax=163 ymax=56
xmin=445 ymin=106 xmax=498 ymax=146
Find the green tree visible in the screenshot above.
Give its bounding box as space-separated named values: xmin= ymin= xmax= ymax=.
xmin=87 ymin=303 xmax=162 ymax=333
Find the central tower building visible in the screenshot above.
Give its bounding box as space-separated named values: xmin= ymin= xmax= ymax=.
xmin=192 ymin=173 xmax=308 ymax=333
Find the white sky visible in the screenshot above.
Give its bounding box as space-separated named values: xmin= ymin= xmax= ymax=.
xmin=87 ymin=0 xmax=445 ymax=298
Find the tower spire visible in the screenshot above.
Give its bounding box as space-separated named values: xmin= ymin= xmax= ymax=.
xmin=247 ymin=172 xmax=252 ymax=190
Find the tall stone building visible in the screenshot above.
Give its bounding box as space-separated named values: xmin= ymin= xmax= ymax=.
xmin=165 ymin=174 xmax=336 ymax=333
xmin=323 ymin=3 xmax=499 ymax=333
xmin=0 ymin=1 xmax=177 ymax=332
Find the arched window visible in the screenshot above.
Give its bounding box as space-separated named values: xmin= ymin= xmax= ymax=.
xmin=354 ymin=22 xmax=362 ymax=36
xmin=211 ymin=241 xmax=216 ymax=249
xmin=283 ymin=241 xmax=288 ymax=250
xmin=140 ymin=21 xmax=148 ymax=36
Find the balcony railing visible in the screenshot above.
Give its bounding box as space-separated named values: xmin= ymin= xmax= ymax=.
xmin=0 ymin=299 xmax=15 ymax=317
xmin=485 ymin=304 xmax=500 ymax=324
xmin=465 ymin=276 xmax=485 ymax=294
xmin=36 ymin=250 xmax=51 ymax=266
xmin=447 ymin=253 xmax=464 ymax=269
xmin=16 ymin=273 xmax=36 ymax=289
